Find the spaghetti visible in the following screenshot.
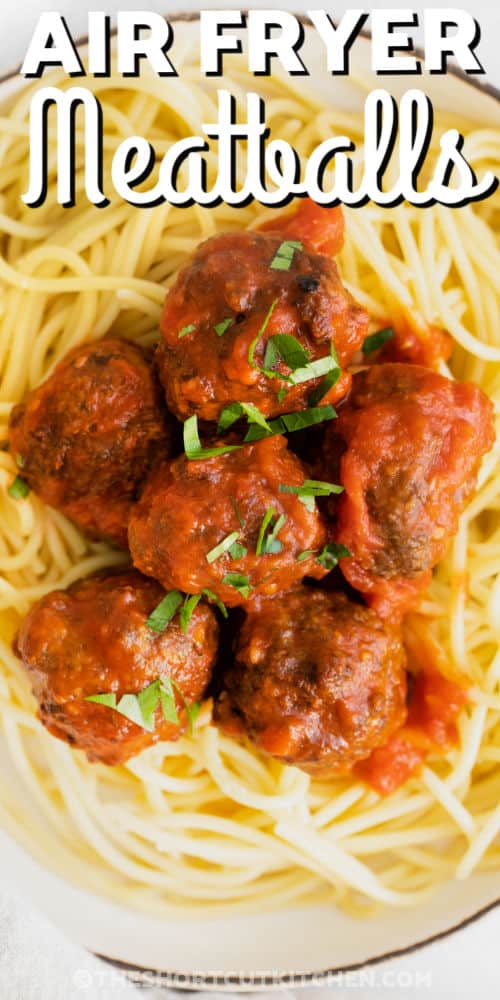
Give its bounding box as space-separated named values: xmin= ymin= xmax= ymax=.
xmin=0 ymin=52 xmax=499 ymax=915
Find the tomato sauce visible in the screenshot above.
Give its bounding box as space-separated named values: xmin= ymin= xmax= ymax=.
xmin=356 ymin=668 xmax=469 ymax=795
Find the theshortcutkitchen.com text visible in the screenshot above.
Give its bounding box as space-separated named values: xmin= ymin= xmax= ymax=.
xmin=19 ymin=9 xmax=498 ymax=210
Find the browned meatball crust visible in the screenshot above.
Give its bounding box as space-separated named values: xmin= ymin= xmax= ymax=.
xmin=157 ymin=226 xmax=368 ymax=423
xmin=215 ymin=588 xmax=407 ymax=773
xmin=128 ymin=435 xmax=329 ymax=607
xmin=319 ymin=363 xmax=495 ymax=617
xmin=15 ymin=570 xmax=218 ymax=765
xmin=8 ymin=338 xmax=174 ymax=547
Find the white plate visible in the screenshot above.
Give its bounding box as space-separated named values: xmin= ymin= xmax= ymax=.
xmin=1 ymin=16 xmax=499 ymax=987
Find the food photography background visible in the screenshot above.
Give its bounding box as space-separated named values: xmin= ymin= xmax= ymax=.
xmin=0 ymin=1 xmax=500 ymax=998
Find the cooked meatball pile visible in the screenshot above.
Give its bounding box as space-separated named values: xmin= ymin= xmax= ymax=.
xmin=156 ymin=200 xmax=368 ymax=423
xmin=15 ymin=571 xmax=218 ymax=765
xmin=9 ymin=337 xmax=173 ymax=548
xmin=129 ymin=435 xmax=328 ymax=606
xmin=319 ymin=363 xmax=495 ymax=618
xmin=215 ymin=588 xmax=407 ymax=774
xmin=10 ymin=201 xmax=495 ymax=778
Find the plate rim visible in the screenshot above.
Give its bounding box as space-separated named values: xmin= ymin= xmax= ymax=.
xmin=0 ymin=11 xmax=499 ymax=989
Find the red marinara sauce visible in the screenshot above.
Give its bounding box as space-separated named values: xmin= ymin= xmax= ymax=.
xmin=356 ymin=653 xmax=469 ymax=796
xmin=369 ymin=318 xmax=453 ymax=370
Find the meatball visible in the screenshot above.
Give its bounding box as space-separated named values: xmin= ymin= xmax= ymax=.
xmin=320 ymin=363 xmax=495 ymax=617
xmin=156 ymin=203 xmax=368 ymax=423
xmin=15 ymin=570 xmax=218 ymax=765
xmin=128 ymin=435 xmax=329 ymax=607
xmin=8 ymin=338 xmax=174 ymax=548
xmin=215 ymin=588 xmax=407 ymax=773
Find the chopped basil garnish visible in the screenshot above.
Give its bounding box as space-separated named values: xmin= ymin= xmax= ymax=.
xmin=170 ymin=677 xmax=201 ymax=734
xmin=8 ymin=475 xmax=30 ymax=500
xmin=201 ymin=588 xmax=229 ymax=618
xmin=179 ymin=593 xmax=202 ymax=633
xmin=178 ymin=324 xmax=196 ymax=338
xmin=263 ymin=334 xmax=310 ymax=373
xmin=158 ymin=675 xmax=179 ymax=725
xmin=270 ymin=240 xmax=303 ymax=271
xmin=230 ymin=495 xmax=245 ymax=529
xmin=296 ymin=549 xmax=314 ymax=562
xmin=362 ymin=327 xmax=394 ymax=354
xmin=317 ymin=543 xmax=352 ymax=570
xmin=277 ymin=388 xmax=288 ymax=404
xmin=217 ymin=402 xmax=271 ymax=435
xmin=146 ymin=591 xmax=183 ymax=632
xmin=256 ymin=507 xmax=286 ymax=556
xmin=244 ymin=404 xmax=336 ymax=442
xmin=222 ymin=572 xmax=253 ymax=599
xmin=86 ymin=692 xmax=116 ymax=709
xmin=86 ymin=676 xmax=200 ymax=734
xmin=183 ymin=415 xmax=241 ymax=460
xmin=308 ymin=367 xmax=342 ymax=406
xmin=206 ymin=531 xmax=241 ymax=565
xmin=288 ymin=353 xmax=339 ymax=386
xmin=214 ymin=317 xmax=234 ymax=337
xmin=258 ymin=334 xmax=339 ymax=391
xmin=279 ymin=479 xmax=344 ymax=499
xmin=229 ymin=540 xmax=248 ymax=560
xmin=247 ymin=299 xmax=279 ymax=373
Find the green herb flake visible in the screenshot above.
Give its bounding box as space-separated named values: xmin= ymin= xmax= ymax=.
xmin=279 ymin=479 xmax=344 ymax=500
xmin=217 ymin=402 xmax=271 ymax=436
xmin=230 ymin=496 xmax=245 ymax=529
xmin=171 ymin=678 xmax=200 ymax=735
xmin=159 ymin=675 xmax=179 ymax=725
xmin=85 ymin=676 xmax=198 ymax=734
xmin=362 ymin=327 xmax=395 ymax=355
xmin=270 ymin=240 xmax=303 ymax=271
xmin=86 ymin=692 xmax=117 ymax=709
xmin=288 ymin=353 xmax=339 ymax=387
xmin=229 ymin=540 xmax=248 ymax=560
xmin=206 ymin=531 xmax=241 ymax=565
xmin=115 ymin=693 xmax=148 ymax=729
xmin=247 ymin=299 xmax=279 ymax=372
xmin=179 ymin=593 xmax=202 ymax=634
xmin=183 ymin=415 xmax=242 ymax=461
xmin=296 ymin=549 xmax=314 ymax=562
xmin=137 ymin=680 xmax=162 ymax=731
xmin=186 ymin=701 xmax=201 ymax=731
xmin=146 ymin=591 xmax=183 ymax=633
xmin=214 ymin=317 xmax=234 ymax=337
xmin=308 ymin=367 xmax=342 ymax=407
xmin=201 ymin=588 xmax=229 ymax=618
xmin=263 ymin=334 xmax=310 ymax=373
xmin=256 ymin=507 xmax=286 ymax=556
xmin=244 ymin=404 xmax=337 ymax=443
xmin=16 ymin=454 xmax=24 ymax=469
xmin=8 ymin=475 xmax=30 ymax=500
xmin=178 ymin=324 xmax=196 ymax=339
xmin=299 ymin=495 xmax=316 ymax=513
xmin=317 ymin=543 xmax=352 ymax=571
xmin=281 ymin=406 xmax=336 ymax=432
xmin=222 ymin=573 xmax=253 ymax=599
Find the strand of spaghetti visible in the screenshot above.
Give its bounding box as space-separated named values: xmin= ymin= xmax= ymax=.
xmin=275 ymin=822 xmax=433 ymax=906
xmin=0 ymin=254 xmax=165 ymax=299
xmin=420 ymin=766 xmax=476 ymax=837
xmin=311 ymin=784 xmax=367 ymax=829
xmin=201 ymin=726 xmax=309 ymax=811
xmin=456 ymin=803 xmax=500 ymax=879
